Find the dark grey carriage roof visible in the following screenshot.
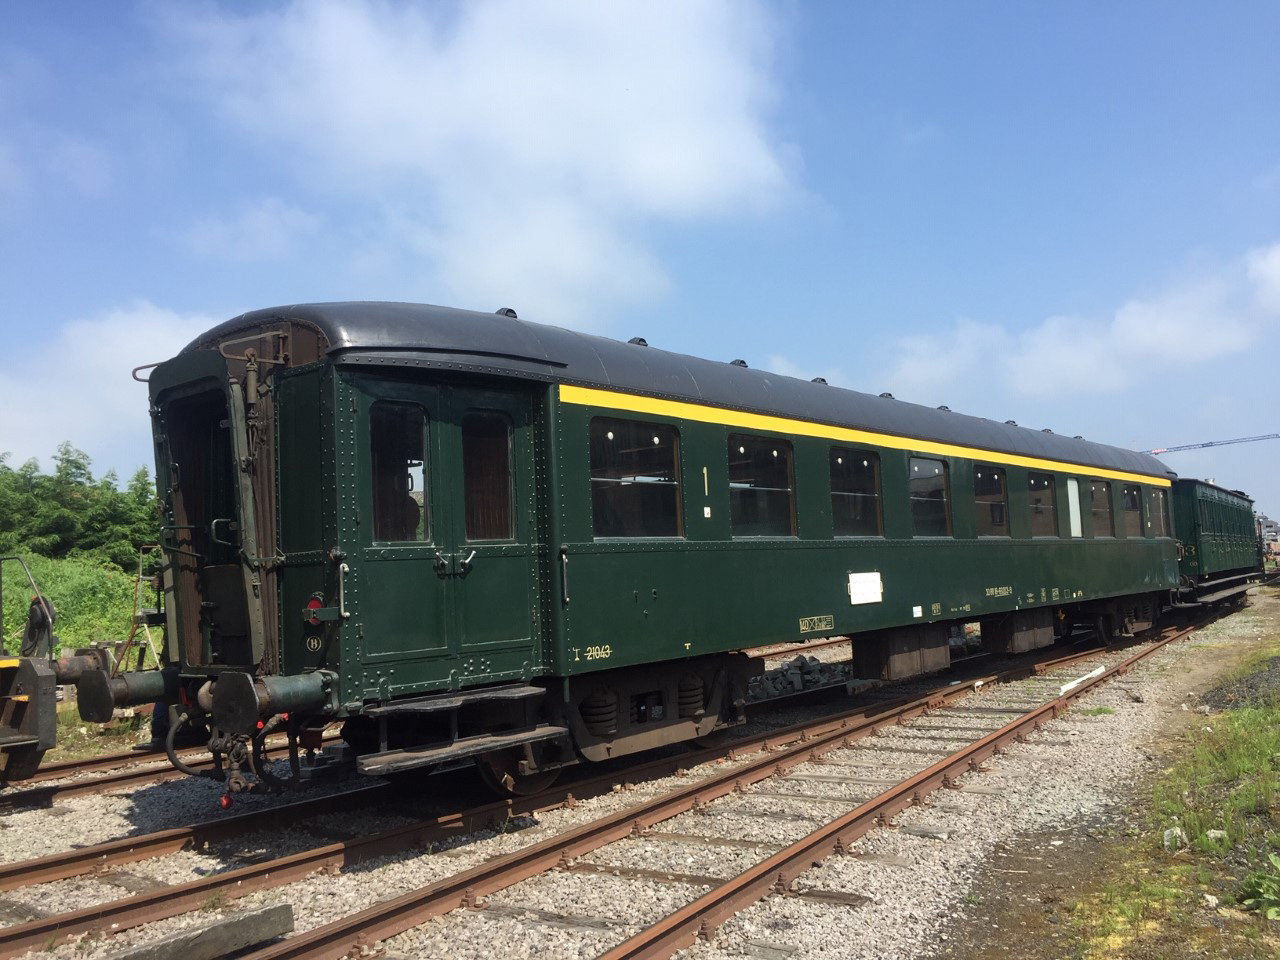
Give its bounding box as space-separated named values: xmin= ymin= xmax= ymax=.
xmin=189 ymin=301 xmax=1175 ymax=480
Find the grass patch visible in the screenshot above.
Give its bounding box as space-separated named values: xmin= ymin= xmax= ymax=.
xmin=44 ymin=700 xmax=149 ymax=763
xmin=1066 ymin=652 xmax=1280 ymax=957
xmin=1153 ymin=704 xmax=1280 ymax=850
xmin=1 ymin=554 xmax=145 ymax=656
xmin=1078 ymin=706 xmax=1116 ymax=717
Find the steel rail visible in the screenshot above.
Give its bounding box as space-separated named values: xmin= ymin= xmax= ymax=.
xmin=0 ymin=783 xmax=385 ymax=892
xmin=0 ymin=759 xmax=197 ymax=811
xmin=19 ymin=729 xmax=342 ymax=784
xmin=0 ymin=733 xmax=342 ymax=811
xmin=0 ymin=632 xmax=1175 ymax=958
xmin=745 ymin=635 xmax=852 ymax=659
xmin=22 ymin=743 xmax=199 ymax=784
xmin=0 ymin=675 xmax=962 ymax=960
xmin=0 ymin=634 xmax=1113 ymax=900
xmin=600 ymin=623 xmax=1195 ymax=960
xmin=233 ymin=637 xmax=1177 ymax=960
xmin=0 ymin=644 xmax=1095 ymax=959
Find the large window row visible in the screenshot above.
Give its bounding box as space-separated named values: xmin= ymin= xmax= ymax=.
xmin=586 ymin=415 xmax=1172 ymax=543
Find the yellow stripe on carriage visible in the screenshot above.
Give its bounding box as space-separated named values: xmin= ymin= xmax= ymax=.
xmin=559 ymin=384 xmax=1173 ymax=488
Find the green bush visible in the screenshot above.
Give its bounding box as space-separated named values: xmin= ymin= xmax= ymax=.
xmin=1 ymin=554 xmax=139 ymax=655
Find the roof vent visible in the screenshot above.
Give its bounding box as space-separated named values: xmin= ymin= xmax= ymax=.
xmin=628 ymin=337 xmax=648 ymax=347
xmin=1005 ymin=420 xmax=1018 ymax=426
xmin=811 ymin=377 xmax=828 ymax=384
xmin=879 ymin=392 xmax=895 ymax=399
xmin=1042 ymin=428 xmax=1053 ymax=434
xmin=495 ymin=307 xmax=518 ymax=319
xmin=937 ymin=405 xmax=950 ymax=412
xmin=730 ymin=359 xmax=748 ymax=367
xmin=1073 ymin=435 xmax=1083 ymax=440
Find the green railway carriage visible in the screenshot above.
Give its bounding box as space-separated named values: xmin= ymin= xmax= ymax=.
xmin=80 ymin=302 xmax=1181 ymax=794
xmin=1171 ymin=479 xmax=1262 ymax=603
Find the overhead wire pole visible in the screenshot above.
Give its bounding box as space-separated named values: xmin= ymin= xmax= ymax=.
xmin=1142 ymin=433 xmax=1280 ymax=455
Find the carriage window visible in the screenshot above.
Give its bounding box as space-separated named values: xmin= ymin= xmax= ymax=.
xmin=1090 ymin=480 xmax=1114 ymax=536
xmin=1066 ymin=478 xmax=1083 ymax=537
xmin=974 ymin=465 xmax=1008 ymax=536
xmin=1028 ymin=472 xmax=1057 ymax=537
xmin=1148 ymin=488 xmax=1170 ymax=537
xmin=830 ymin=448 xmax=882 ymax=536
xmin=729 ymin=434 xmax=795 ymax=537
xmin=590 ymin=418 xmax=681 ymax=537
xmin=909 ymin=457 xmax=950 ymax=536
xmin=1121 ymin=485 xmax=1143 ymax=537
xmin=462 ymin=412 xmax=513 ymax=540
xmin=370 ymin=402 xmax=428 ymax=542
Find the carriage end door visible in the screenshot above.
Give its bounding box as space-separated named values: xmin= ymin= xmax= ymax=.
xmin=438 ymin=387 xmax=539 ymax=676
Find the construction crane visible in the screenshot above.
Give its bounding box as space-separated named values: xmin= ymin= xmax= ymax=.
xmin=1143 ymin=433 xmax=1280 ymax=455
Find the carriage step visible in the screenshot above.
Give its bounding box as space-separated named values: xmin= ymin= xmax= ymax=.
xmin=357 ymin=724 xmax=570 ymax=776
xmin=0 ymin=735 xmax=39 ymax=748
xmin=1196 ymin=582 xmax=1256 ymax=605
xmin=363 ymin=683 xmax=545 ymax=718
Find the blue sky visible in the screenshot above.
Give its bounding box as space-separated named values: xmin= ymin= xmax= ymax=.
xmin=2 ymin=1 xmax=1278 ymax=515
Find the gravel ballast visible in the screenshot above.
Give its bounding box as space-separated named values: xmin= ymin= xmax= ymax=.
xmin=1 ymin=597 xmax=1270 ymax=960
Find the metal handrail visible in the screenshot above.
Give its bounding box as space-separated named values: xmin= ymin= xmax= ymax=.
xmin=0 ymin=555 xmax=55 ymax=659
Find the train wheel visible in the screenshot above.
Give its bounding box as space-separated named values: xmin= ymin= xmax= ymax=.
xmin=475 ymin=749 xmax=559 ymax=796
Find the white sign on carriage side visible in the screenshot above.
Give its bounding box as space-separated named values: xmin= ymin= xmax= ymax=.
xmin=848 ymin=571 xmax=884 ymax=605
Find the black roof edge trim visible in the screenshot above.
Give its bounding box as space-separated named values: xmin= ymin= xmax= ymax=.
xmin=332 ymin=346 xmax=569 ymax=368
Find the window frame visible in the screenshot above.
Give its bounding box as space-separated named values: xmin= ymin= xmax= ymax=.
xmin=728 ymin=433 xmax=797 ymax=538
xmin=1027 ymin=471 xmax=1058 ymax=538
xmin=589 ymin=416 xmax=684 ymax=540
xmin=460 ymin=409 xmax=515 ymax=542
xmin=909 ymin=455 xmax=952 ymax=538
xmin=1120 ymin=484 xmax=1143 ymax=538
xmin=1065 ymin=478 xmax=1083 ymax=538
xmin=369 ymin=399 xmax=430 ymax=545
xmin=1147 ymin=487 xmax=1171 ymax=538
xmin=1090 ymin=479 xmax=1115 ymax=537
xmin=973 ymin=463 xmax=1009 ymax=538
xmin=829 ymin=447 xmax=883 ymax=538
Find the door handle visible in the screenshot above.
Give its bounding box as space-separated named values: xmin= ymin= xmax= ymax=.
xmin=560 ymin=546 xmax=570 ymax=604
xmin=209 ymin=518 xmax=238 ymax=547
xmin=337 ymin=562 xmax=351 ymax=619
xmin=459 ymin=550 xmax=477 ymax=575
xmin=433 ymin=550 xmax=449 ymax=577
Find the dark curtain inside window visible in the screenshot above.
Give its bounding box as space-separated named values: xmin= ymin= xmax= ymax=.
xmin=462 ymin=412 xmax=513 ymax=541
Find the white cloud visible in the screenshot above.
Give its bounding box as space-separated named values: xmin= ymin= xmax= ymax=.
xmin=159 ymin=0 xmax=793 ymax=326
xmin=881 ymin=244 xmax=1280 ymax=409
xmin=763 ymin=353 xmax=846 ymax=387
xmin=0 ymin=302 xmax=214 ymax=475
xmin=185 ymin=197 xmax=322 ymax=261
xmin=1247 ymin=241 xmax=1280 ymax=314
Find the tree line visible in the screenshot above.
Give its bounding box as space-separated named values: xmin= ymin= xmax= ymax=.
xmin=0 ymin=444 xmax=162 ymax=573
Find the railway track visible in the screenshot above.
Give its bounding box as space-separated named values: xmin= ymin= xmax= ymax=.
xmin=0 ymin=627 xmax=1188 ymax=960
xmin=0 ymin=733 xmax=343 ymax=811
